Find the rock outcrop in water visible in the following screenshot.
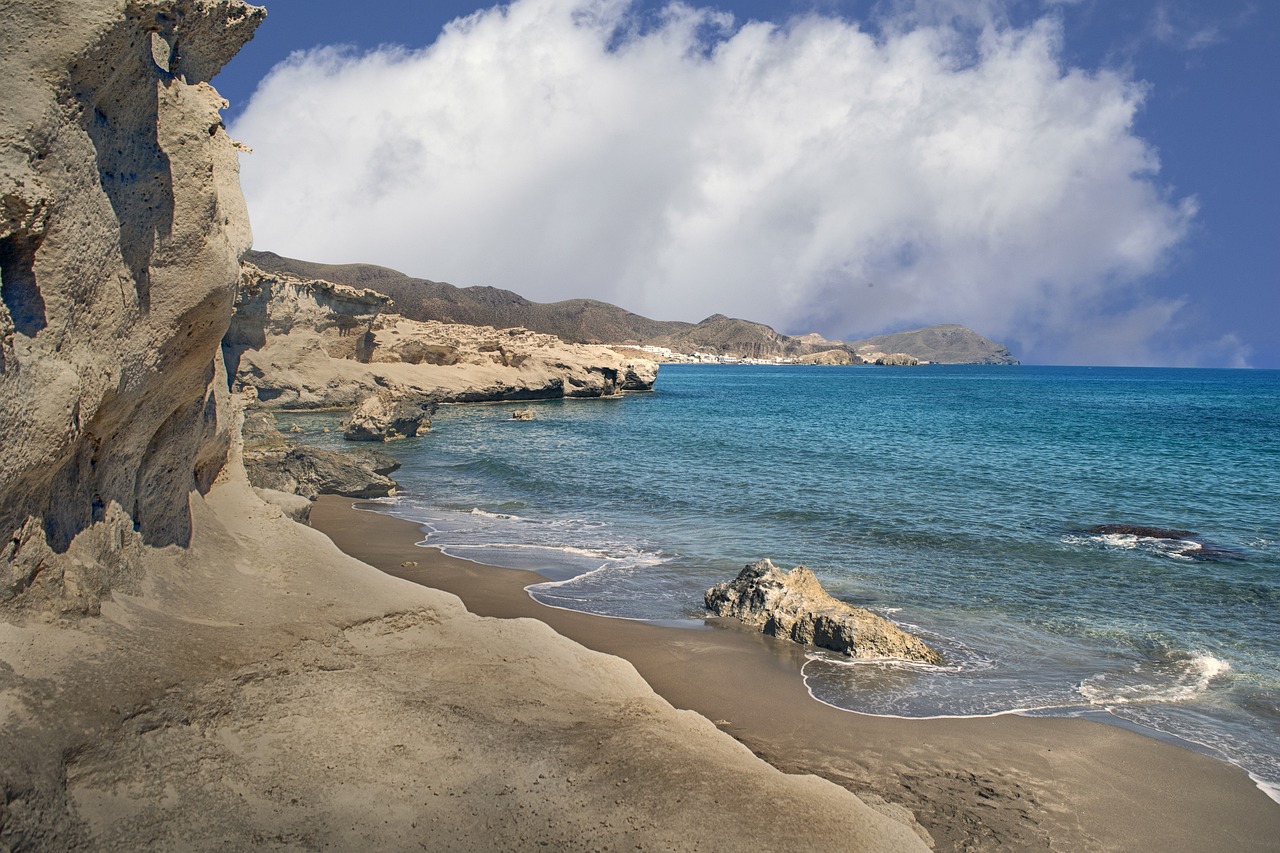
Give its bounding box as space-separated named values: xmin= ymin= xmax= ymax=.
xmin=1086 ymin=524 xmax=1197 ymax=540
xmin=242 ymin=410 xmax=400 ymax=499
xmin=226 ymin=263 xmax=658 ymax=407
xmin=705 ymin=560 xmax=944 ymax=664
xmin=342 ymin=390 xmax=432 ymax=441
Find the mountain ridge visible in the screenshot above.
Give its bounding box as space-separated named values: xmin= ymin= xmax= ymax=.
xmin=245 ymin=251 xmax=1017 ymax=365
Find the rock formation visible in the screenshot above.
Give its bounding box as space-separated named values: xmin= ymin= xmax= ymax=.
xmin=797 ymin=348 xmax=856 ymax=365
xmin=226 ymin=263 xmax=658 ymax=407
xmin=706 ymin=560 xmax=944 ymax=664
xmin=242 ymin=410 xmax=399 ymax=499
xmin=867 ymin=352 xmax=921 ymax=366
xmin=1 ymin=0 xmax=263 ymax=617
xmin=342 ymin=390 xmax=431 ymax=441
xmin=0 ymin=5 xmax=931 ymax=850
xmin=852 ymin=325 xmax=1017 ymax=365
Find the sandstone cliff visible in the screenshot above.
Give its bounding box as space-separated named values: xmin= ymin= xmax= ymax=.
xmin=227 ymin=263 xmax=658 ymax=407
xmin=1 ymin=0 xmax=262 ymax=616
xmin=0 ymin=5 xmax=928 ymax=850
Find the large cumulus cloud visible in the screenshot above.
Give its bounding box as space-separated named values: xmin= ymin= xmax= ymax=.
xmin=231 ymin=0 xmax=1197 ymax=364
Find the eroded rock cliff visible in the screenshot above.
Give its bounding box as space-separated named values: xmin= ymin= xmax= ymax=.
xmin=1 ymin=0 xmax=263 ymax=616
xmin=227 ymin=262 xmax=658 ymax=407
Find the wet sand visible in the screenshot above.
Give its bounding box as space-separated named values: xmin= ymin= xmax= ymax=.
xmin=312 ymin=495 xmax=1280 ymax=852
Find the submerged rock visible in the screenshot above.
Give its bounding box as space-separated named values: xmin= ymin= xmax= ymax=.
xmin=511 ymin=409 xmax=536 ymax=420
xmin=1083 ymin=524 xmax=1246 ymax=561
xmin=1085 ymin=524 xmax=1197 ymax=540
xmin=705 ymin=559 xmax=944 ymax=664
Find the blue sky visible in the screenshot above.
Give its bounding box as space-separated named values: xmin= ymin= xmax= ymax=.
xmin=214 ymin=1 xmax=1278 ymax=367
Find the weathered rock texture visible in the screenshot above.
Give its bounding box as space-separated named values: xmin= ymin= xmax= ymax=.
xmin=0 ymin=6 xmax=930 ymax=851
xmin=706 ymin=560 xmax=944 ymax=664
xmin=342 ymin=389 xmax=431 ymax=441
xmin=226 ymin=263 xmax=658 ymax=408
xmin=1 ymin=0 xmax=262 ymax=616
xmin=242 ymin=410 xmax=400 ymax=499
xmin=797 ymin=348 xmax=856 ymax=365
xmin=869 ymin=352 xmax=921 ymax=367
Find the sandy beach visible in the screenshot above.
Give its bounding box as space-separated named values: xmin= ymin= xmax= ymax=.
xmin=313 ymin=494 xmax=1280 ymax=852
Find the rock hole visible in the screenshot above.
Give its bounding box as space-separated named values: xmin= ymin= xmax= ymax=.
xmin=0 ymin=232 xmax=47 ymax=336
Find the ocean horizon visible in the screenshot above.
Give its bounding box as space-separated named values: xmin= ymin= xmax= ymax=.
xmin=293 ymin=363 xmax=1279 ymax=801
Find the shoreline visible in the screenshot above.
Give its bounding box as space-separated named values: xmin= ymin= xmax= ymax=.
xmin=312 ymin=495 xmax=1280 ymax=852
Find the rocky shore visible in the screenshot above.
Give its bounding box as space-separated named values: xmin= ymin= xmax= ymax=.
xmin=0 ymin=3 xmax=918 ymax=849
xmin=3 ymin=3 xmax=1277 ymax=851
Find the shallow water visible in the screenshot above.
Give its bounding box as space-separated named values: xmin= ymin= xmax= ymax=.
xmin=291 ymin=364 xmax=1280 ymax=799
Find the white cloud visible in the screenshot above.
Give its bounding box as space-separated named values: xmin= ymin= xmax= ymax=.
xmin=230 ymin=0 xmax=1196 ymax=364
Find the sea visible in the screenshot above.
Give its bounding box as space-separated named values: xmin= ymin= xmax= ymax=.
xmin=290 ymin=364 xmax=1280 ymax=801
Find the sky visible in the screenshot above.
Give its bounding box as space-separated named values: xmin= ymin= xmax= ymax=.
xmin=214 ymin=0 xmax=1279 ymax=367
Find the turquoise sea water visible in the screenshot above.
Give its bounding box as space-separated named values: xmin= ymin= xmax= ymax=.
xmin=307 ymin=365 xmax=1280 ymax=799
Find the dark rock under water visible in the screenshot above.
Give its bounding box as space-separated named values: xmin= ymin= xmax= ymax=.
xmin=1083 ymin=524 xmax=1247 ymax=562
xmin=1086 ymin=524 xmax=1198 ymax=540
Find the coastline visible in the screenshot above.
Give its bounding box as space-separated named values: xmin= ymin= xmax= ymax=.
xmin=313 ymin=494 xmax=1280 ymax=853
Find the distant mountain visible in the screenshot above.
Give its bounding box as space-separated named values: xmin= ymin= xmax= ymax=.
xmin=245 ymin=251 xmax=1016 ymax=364
xmin=849 ymin=325 xmax=1018 ymax=365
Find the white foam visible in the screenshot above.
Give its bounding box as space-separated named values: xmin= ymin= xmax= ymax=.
xmin=1250 ymin=773 xmax=1280 ymax=806
xmin=469 ymin=507 xmax=517 ymax=520
xmin=798 ymin=658 xmax=1071 ymax=719
xmin=1063 ymin=531 xmax=1203 ymax=561
xmin=1078 ymin=653 xmax=1232 ymax=706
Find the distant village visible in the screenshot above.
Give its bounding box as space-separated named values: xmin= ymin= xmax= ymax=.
xmin=619 ymin=344 xmax=926 ymax=366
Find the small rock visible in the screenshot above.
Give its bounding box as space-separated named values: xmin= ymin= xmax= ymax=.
xmin=343 ymin=390 xmax=433 ymax=441
xmin=705 ymin=559 xmax=943 ymax=664
xmin=511 ymin=409 xmax=535 ymax=421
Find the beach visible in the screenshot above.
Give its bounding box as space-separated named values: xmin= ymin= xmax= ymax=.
xmin=313 ymin=494 xmax=1280 ymax=852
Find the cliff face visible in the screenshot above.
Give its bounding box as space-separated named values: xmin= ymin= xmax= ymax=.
xmin=228 ymin=263 xmax=658 ymax=407
xmin=0 ymin=0 xmax=263 ymax=615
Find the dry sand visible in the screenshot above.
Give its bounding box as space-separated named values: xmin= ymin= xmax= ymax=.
xmin=313 ymin=495 xmax=1280 ymax=853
